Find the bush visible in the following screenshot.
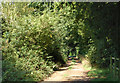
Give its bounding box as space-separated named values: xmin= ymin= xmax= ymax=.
xmin=1 ymin=3 xmax=67 ymax=81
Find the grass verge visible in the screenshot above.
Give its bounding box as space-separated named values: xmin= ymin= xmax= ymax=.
xmin=87 ymin=68 xmax=120 ymax=83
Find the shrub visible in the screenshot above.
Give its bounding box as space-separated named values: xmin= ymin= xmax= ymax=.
xmin=1 ymin=3 xmax=67 ymax=81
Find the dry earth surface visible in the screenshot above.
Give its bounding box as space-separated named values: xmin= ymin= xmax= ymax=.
xmin=39 ymin=60 xmax=92 ymax=83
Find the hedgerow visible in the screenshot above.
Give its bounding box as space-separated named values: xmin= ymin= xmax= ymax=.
xmin=1 ymin=2 xmax=119 ymax=81
xmin=1 ymin=2 xmax=68 ymax=81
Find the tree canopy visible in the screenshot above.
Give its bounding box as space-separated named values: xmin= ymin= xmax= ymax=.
xmin=1 ymin=2 xmax=119 ymax=81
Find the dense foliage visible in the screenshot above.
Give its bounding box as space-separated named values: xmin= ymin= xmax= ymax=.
xmin=1 ymin=2 xmax=119 ymax=81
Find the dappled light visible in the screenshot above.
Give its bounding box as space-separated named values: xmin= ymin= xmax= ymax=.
xmin=1 ymin=2 xmax=120 ymax=83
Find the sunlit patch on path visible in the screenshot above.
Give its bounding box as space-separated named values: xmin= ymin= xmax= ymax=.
xmin=40 ymin=60 xmax=92 ymax=82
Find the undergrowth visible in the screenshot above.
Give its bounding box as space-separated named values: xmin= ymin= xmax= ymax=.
xmin=88 ymin=68 xmax=119 ymax=82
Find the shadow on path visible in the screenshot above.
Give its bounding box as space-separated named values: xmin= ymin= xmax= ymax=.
xmin=39 ymin=60 xmax=92 ymax=83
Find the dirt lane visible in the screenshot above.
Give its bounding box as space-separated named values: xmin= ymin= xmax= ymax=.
xmin=40 ymin=60 xmax=91 ymax=83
